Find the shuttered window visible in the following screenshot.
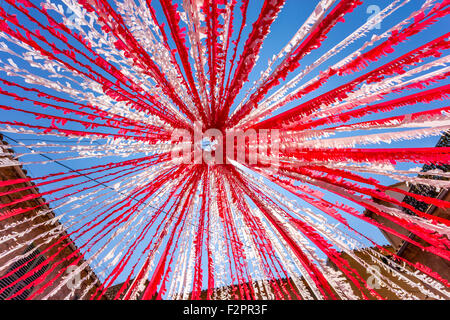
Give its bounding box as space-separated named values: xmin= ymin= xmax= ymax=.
xmin=0 ymin=243 xmax=48 ymax=300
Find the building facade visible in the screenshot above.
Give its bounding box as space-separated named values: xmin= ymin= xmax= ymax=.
xmin=0 ymin=136 xmax=104 ymax=300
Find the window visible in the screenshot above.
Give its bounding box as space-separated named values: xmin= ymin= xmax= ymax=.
xmin=0 ymin=243 xmax=48 ymax=300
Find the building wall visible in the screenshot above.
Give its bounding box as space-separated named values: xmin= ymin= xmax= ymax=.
xmin=328 ymin=246 xmax=450 ymax=300
xmin=396 ymin=191 xmax=450 ymax=282
xmin=0 ymin=141 xmax=103 ymax=300
xmin=364 ymin=182 xmax=411 ymax=250
xmin=365 ymin=183 xmax=450 ymax=283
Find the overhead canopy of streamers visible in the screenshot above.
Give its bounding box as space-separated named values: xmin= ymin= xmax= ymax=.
xmin=0 ymin=0 xmax=449 ymax=300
